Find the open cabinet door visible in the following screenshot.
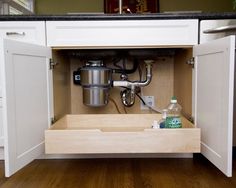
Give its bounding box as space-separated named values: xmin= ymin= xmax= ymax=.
xmin=2 ymin=39 xmax=52 ymax=177
xmin=193 ymin=36 xmax=235 ymax=177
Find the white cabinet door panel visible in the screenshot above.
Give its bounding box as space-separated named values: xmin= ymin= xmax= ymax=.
xmin=193 ymin=36 xmax=235 ymax=177
xmin=2 ymin=39 xmax=51 ymax=177
xmin=0 ymin=22 xmax=46 ymax=145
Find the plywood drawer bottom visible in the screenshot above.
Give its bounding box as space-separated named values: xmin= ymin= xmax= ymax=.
xmin=45 ymin=114 xmax=200 ymax=154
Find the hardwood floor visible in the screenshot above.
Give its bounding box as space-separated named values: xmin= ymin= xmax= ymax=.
xmin=0 ymin=155 xmax=235 ymax=188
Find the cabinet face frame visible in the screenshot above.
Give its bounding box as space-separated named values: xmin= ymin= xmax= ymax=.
xmin=1 ymin=19 xmax=234 ymax=178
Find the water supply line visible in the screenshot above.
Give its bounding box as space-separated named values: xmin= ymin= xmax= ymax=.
xmin=113 ymin=60 xmax=153 ymax=106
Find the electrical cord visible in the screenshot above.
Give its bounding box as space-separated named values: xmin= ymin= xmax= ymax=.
xmin=135 ymin=93 xmax=146 ymax=105
xmin=135 ymin=93 xmax=162 ymax=114
xmin=119 ymin=86 xmax=162 ymax=113
xmin=109 ymin=97 xmax=122 ymax=114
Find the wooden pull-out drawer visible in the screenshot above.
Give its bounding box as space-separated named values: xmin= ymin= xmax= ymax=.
xmin=45 ymin=114 xmax=200 ymax=154
xmin=46 ymin=20 xmax=198 ymax=48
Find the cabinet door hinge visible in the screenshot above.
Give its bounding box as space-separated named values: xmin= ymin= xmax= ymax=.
xmin=49 ymin=59 xmax=58 ymax=70
xmin=186 ymin=57 xmax=195 ymax=68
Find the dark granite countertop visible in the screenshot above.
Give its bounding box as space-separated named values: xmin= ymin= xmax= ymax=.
xmin=1 ymin=12 xmax=236 ymax=21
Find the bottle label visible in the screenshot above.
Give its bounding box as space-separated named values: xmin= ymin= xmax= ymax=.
xmin=165 ymin=117 xmax=182 ymax=128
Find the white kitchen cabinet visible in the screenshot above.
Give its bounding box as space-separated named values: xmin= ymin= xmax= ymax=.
xmin=0 ymin=21 xmax=46 ymax=149
xmin=1 ymin=20 xmax=234 ymax=178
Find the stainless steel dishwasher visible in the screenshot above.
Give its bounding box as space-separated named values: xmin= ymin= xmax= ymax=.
xmin=200 ymin=19 xmax=236 ymax=44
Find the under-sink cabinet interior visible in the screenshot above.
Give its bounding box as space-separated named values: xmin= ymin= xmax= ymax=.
xmin=52 ymin=48 xmax=193 ymax=118
xmin=46 ymin=48 xmax=200 ymax=154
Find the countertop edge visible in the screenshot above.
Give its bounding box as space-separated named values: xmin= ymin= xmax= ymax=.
xmin=1 ymin=13 xmax=236 ymax=21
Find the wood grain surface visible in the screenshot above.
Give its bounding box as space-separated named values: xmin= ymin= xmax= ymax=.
xmin=0 ymin=155 xmax=235 ymax=188
xmin=45 ymin=114 xmax=200 ymax=154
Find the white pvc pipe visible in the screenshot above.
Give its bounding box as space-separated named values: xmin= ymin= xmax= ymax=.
xmin=113 ymin=81 xmax=128 ymax=87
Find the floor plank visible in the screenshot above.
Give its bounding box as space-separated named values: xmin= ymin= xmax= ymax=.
xmin=0 ymin=155 xmax=235 ymax=188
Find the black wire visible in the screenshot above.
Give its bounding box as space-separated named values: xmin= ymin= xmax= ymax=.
xmin=136 ymin=93 xmax=161 ymax=113
xmin=135 ymin=93 xmax=146 ymax=105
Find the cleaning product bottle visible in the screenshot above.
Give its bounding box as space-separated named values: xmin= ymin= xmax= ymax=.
xmin=151 ymin=109 xmax=168 ymax=129
xmin=165 ymin=96 xmax=182 ymax=128
xmin=159 ymin=109 xmax=168 ymax=128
